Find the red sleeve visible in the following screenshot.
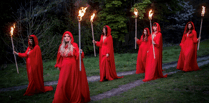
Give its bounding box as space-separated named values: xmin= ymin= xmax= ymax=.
xmin=137 ymin=36 xmax=142 ymax=45
xmin=180 ymin=34 xmax=186 ymax=47
xmin=153 ymin=33 xmax=161 ymax=48
xmin=192 ymin=30 xmax=198 ymax=44
xmin=55 ymin=45 xmax=63 ymax=68
xmin=95 ymin=35 xmax=103 ymax=47
xmin=18 ymin=47 xmax=29 ymax=58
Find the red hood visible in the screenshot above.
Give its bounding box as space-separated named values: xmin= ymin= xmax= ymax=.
xmin=105 ymin=25 xmax=111 ymax=37
xmin=29 ymin=34 xmax=39 ymax=46
xmin=184 ymin=21 xmax=195 ymax=34
xmin=144 ymin=28 xmax=151 ymax=36
xmin=152 ymin=22 xmax=161 ymax=33
xmin=62 ymin=31 xmax=74 ymax=44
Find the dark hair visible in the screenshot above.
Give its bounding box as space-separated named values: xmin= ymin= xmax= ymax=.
xmin=29 ymin=36 xmax=35 ymax=48
xmin=143 ymin=29 xmax=148 ymax=42
xmin=185 ymin=22 xmax=193 ymax=34
xmin=102 ymin=26 xmax=107 ymax=36
xmin=153 ymin=23 xmax=157 ymax=26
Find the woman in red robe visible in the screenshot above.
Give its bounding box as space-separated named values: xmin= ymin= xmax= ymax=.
xmin=177 ymin=21 xmax=201 ymax=72
xmin=143 ymin=22 xmax=167 ymax=82
xmin=14 ymin=35 xmax=53 ymax=96
xmin=53 ymin=31 xmax=90 ymax=103
xmin=135 ymin=28 xmax=151 ymax=74
xmin=93 ymin=25 xmax=123 ymax=82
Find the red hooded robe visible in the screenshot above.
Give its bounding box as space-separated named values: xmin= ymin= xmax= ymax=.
xmin=136 ymin=28 xmax=151 ymax=74
xmin=177 ymin=21 xmax=200 ymax=72
xmin=53 ymin=31 xmax=87 ymax=103
xmin=143 ymin=22 xmax=167 ymax=82
xmin=95 ymin=25 xmax=123 ymax=82
xmin=18 ymin=35 xmax=53 ymax=96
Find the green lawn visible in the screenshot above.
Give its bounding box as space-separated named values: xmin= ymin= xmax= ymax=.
xmin=0 ymin=60 xmax=208 ymax=103
xmin=0 ymin=39 xmax=209 ymax=88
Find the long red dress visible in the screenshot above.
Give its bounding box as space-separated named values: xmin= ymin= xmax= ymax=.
xmin=53 ymin=31 xmax=90 ymax=103
xmin=136 ymin=28 xmax=151 ymax=74
xmin=79 ymin=53 xmax=91 ymax=103
xmin=177 ymin=21 xmax=200 ymax=72
xmin=143 ymin=23 xmax=167 ymax=82
xmin=96 ymin=25 xmax=123 ymax=82
xmin=18 ymin=35 xmax=53 ymax=96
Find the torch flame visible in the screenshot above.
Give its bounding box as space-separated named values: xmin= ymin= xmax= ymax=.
xmin=134 ymin=8 xmax=138 ymax=17
xmin=13 ymin=23 xmax=15 ymax=29
xmin=78 ymin=7 xmax=88 ymax=21
xmin=10 ymin=24 xmax=15 ymax=36
xmin=90 ymin=13 xmax=95 ymax=22
xmin=149 ymin=9 xmax=154 ymax=19
xmin=201 ymin=6 xmax=206 ymax=16
xmin=10 ymin=27 xmax=14 ymax=36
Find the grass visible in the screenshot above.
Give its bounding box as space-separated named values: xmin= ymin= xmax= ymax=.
xmin=0 ymin=60 xmax=208 ymax=103
xmin=0 ymin=39 xmax=209 ymax=88
xmin=93 ymin=64 xmax=209 ymax=103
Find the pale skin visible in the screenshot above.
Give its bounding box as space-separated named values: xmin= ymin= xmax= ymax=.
xmin=93 ymin=27 xmax=109 ymax=57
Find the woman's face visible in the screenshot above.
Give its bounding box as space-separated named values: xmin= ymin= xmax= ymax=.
xmin=143 ymin=29 xmax=147 ymax=35
xmin=64 ymin=34 xmax=71 ymax=43
xmin=188 ymin=24 xmax=192 ymax=30
xmin=103 ymin=27 xmax=106 ymax=35
xmin=153 ymin=26 xmax=157 ymax=32
xmin=29 ymin=39 xmax=33 ymax=45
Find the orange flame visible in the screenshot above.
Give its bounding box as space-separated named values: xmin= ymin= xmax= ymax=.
xmin=149 ymin=9 xmax=154 ymax=20
xmin=78 ymin=7 xmax=88 ymax=21
xmin=10 ymin=24 xmax=15 ymax=36
xmin=134 ymin=8 xmax=138 ymax=17
xmin=201 ymin=6 xmax=206 ymax=16
xmin=10 ymin=27 xmax=14 ymax=36
xmin=90 ymin=13 xmax=95 ymax=22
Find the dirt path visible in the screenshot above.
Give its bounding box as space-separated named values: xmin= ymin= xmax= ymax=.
xmin=90 ymin=60 xmax=209 ymax=101
xmin=0 ymin=56 xmax=209 ymax=92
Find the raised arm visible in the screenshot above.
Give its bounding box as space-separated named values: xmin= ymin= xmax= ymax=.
xmin=95 ymin=35 xmax=103 ymax=47
xmin=192 ymin=30 xmax=198 ymax=44
xmin=18 ymin=47 xmax=30 ymax=58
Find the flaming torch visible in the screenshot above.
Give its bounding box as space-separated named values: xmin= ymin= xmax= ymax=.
xmin=134 ymin=8 xmax=138 ymax=49
xmin=197 ymin=6 xmax=206 ymax=50
xmin=90 ymin=13 xmax=96 ymax=57
xmin=148 ymin=9 xmax=155 ymax=59
xmin=78 ymin=7 xmax=88 ymax=71
xmin=10 ymin=24 xmax=19 ymax=74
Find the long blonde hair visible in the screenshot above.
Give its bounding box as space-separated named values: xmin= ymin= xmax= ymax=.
xmin=59 ymin=38 xmax=74 ymax=56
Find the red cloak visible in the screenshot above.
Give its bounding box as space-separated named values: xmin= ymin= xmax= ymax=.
xmin=53 ymin=31 xmax=90 ymax=103
xmin=95 ymin=25 xmax=123 ymax=82
xmin=177 ymin=21 xmax=200 ymax=72
xmin=18 ymin=35 xmax=53 ymax=96
xmin=143 ymin=22 xmax=167 ymax=82
xmin=136 ymin=28 xmax=151 ymax=74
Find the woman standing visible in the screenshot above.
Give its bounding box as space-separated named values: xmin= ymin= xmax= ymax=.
xmin=143 ymin=22 xmax=167 ymax=82
xmin=177 ymin=21 xmax=201 ymax=72
xmin=135 ymin=28 xmax=151 ymax=74
xmin=14 ymin=35 xmax=53 ymax=96
xmin=93 ymin=25 xmax=123 ymax=82
xmin=53 ymin=31 xmax=83 ymax=103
